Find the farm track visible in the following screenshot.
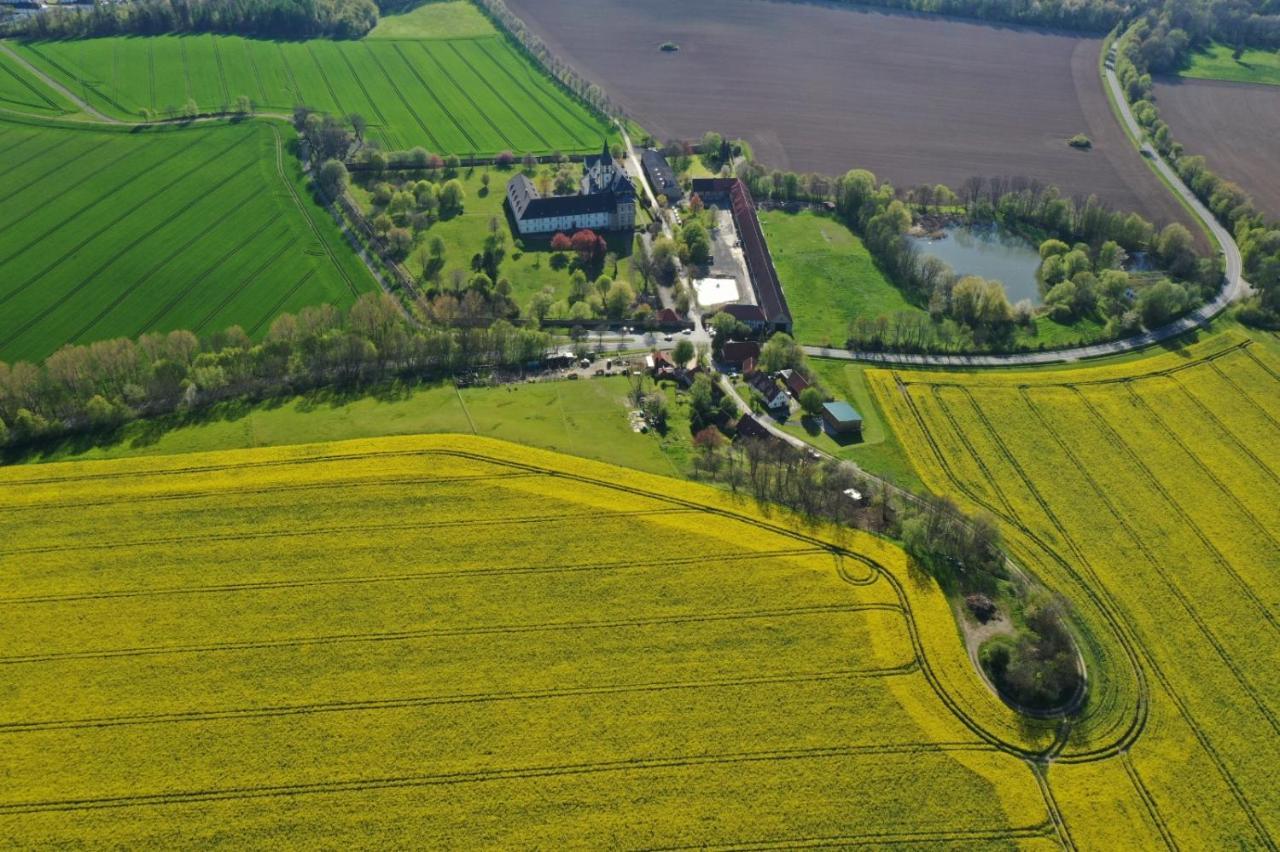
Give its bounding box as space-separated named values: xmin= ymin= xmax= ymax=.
xmin=0 ymin=603 xmax=899 ymax=666
xmin=0 ymin=665 xmax=914 ymax=734
xmin=0 ymin=138 xmax=258 ymax=350
xmin=1121 ymin=754 xmax=1179 ymax=852
xmin=2 ymin=42 xmax=125 ymax=120
xmin=0 ymin=741 xmax=997 ymax=816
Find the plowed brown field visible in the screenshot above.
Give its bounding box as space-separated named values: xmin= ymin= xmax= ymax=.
xmin=505 ymin=0 xmax=1198 ymax=231
xmin=1154 ymin=77 xmax=1280 ymax=222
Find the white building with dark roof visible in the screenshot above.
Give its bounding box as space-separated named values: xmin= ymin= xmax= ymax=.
xmin=506 ymin=143 xmax=636 ymax=236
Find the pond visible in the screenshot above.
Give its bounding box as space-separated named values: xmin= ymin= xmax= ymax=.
xmin=909 ymin=225 xmax=1043 ymax=305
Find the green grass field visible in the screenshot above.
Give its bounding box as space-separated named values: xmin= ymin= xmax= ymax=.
xmin=1182 ymin=42 xmax=1280 ymax=86
xmin=367 ymin=0 xmax=495 ymax=39
xmin=5 ymin=7 xmax=615 ymax=155
xmin=760 ymin=210 xmax=925 ymax=347
xmin=0 ymin=116 xmax=372 ymax=363
xmin=16 ymin=376 xmax=694 ymax=477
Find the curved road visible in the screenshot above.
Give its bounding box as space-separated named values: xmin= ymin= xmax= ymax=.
xmin=803 ymin=45 xmax=1251 ymax=368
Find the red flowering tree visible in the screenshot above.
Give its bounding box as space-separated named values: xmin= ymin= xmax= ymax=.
xmin=570 ymin=229 xmax=607 ymax=266
xmin=550 ymin=232 xmax=573 ymax=253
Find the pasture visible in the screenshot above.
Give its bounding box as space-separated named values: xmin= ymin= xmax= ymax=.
xmin=502 ymin=0 xmax=1198 ymax=233
xmin=1154 ymin=77 xmax=1280 ymax=221
xmin=1181 ymin=43 xmax=1280 ymax=87
xmin=760 ymin=209 xmax=923 ymax=347
xmin=0 ymin=434 xmax=1063 ymax=846
xmin=5 ymin=17 xmax=615 ymax=155
xmin=0 ymin=116 xmax=371 ymax=363
xmin=870 ymin=330 xmax=1280 ymax=847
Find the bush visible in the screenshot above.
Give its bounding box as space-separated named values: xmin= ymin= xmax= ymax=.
xmin=1067 ymin=133 xmax=1092 ymax=149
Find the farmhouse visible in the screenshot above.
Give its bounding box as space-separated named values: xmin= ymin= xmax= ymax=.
xmin=748 ymin=373 xmax=789 ymax=411
xmin=691 ymin=178 xmax=792 ymax=333
xmin=717 ymin=303 xmax=767 ymax=330
xmin=719 ymin=340 xmax=760 ymax=370
xmin=735 ymin=413 xmax=774 ymax=442
xmin=641 ymin=149 xmax=683 ymax=203
xmin=781 ymin=368 xmax=810 ymax=398
xmin=821 ymin=401 xmax=863 ymax=438
xmin=506 ymin=143 xmax=636 ymax=236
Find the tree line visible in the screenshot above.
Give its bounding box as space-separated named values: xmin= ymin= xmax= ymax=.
xmin=0 ymin=294 xmax=552 ymax=453
xmin=9 ymin=0 xmax=379 ymax=39
xmin=1117 ymin=22 xmax=1280 ymax=327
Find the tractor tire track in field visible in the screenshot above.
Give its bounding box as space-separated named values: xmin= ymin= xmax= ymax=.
xmin=1030 ymin=763 xmax=1075 ymax=851
xmin=0 ymin=741 xmax=994 ymax=815
xmin=475 ymin=39 xmax=593 ymax=146
xmin=446 ymin=41 xmax=550 ymax=149
xmin=10 ymin=42 xmax=130 ymax=119
xmin=1209 ymin=358 xmax=1280 ymax=437
xmin=365 ymin=43 xmax=445 ymax=151
xmin=910 ymin=382 xmax=1259 ymax=842
xmin=0 ymin=664 xmax=914 ymax=734
xmin=147 ymin=41 xmax=157 ymax=112
xmin=194 ymin=233 xmax=294 ymax=333
xmin=4 ymin=507 xmax=696 ymax=556
xmin=66 ymin=184 xmax=264 ymax=345
xmin=245 ymin=269 xmax=315 ymax=336
xmin=392 ymin=42 xmax=473 ymax=150
xmin=0 ymin=471 xmax=545 ymax=514
xmin=304 ymin=43 xmax=349 ymax=119
xmin=649 ymin=824 xmax=1053 ymax=852
xmin=242 ymin=39 xmax=269 ymax=106
xmin=275 ymin=43 xmax=305 ymax=105
xmin=1013 ymin=389 xmax=1276 ymax=844
xmin=0 ymin=136 xmax=258 ymax=351
xmin=416 ymin=41 xmax=513 ymax=149
xmin=178 ymin=39 xmax=195 ymax=107
xmin=0 ymin=548 xmax=826 ymax=606
xmin=0 ymin=131 xmax=105 ymax=205
xmin=1121 ymin=753 xmax=1180 ymax=852
xmin=1061 ymin=390 xmax=1280 ymax=717
xmin=270 ymin=125 xmax=360 ymax=298
xmin=0 ymin=129 xmax=239 ymax=299
xmin=0 ymin=603 xmax=899 ymax=665
xmin=1071 ymin=387 xmax=1280 ymax=634
xmin=336 ymin=48 xmax=394 ymax=149
xmin=129 ymin=219 xmax=276 ymax=336
xmin=0 ymin=59 xmax=61 ymax=112
xmin=210 ymin=37 xmax=231 ymax=109
xmin=1123 ymin=381 xmax=1280 ymax=565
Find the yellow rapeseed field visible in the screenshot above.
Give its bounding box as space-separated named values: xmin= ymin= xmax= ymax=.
xmin=869 ymin=330 xmax=1280 ymax=848
xmin=1 ymin=435 xmax=1058 ymax=847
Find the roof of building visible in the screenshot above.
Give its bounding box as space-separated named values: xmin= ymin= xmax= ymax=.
xmin=736 ymin=414 xmax=772 ymax=441
xmin=641 ymin=149 xmax=682 ymax=200
xmin=506 ymin=173 xmax=620 ymax=220
xmin=720 ymin=340 xmax=760 ymax=365
xmin=783 ymin=369 xmax=810 ymax=396
xmin=822 ymin=401 xmax=862 ymax=423
xmin=690 ymin=178 xmax=738 ymax=195
xmin=741 ymin=356 xmax=757 ymax=375
xmin=720 ymin=303 xmax=767 ymax=323
xmin=748 ymin=372 xmax=786 ymax=403
xmin=655 ymin=307 xmax=681 ymax=323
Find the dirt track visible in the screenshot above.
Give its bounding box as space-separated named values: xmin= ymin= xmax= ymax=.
xmin=1153 ymin=77 xmax=1280 ymax=222
xmin=504 ymin=0 xmax=1197 ymax=232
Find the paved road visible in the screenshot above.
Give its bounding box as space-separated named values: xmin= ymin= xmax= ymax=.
xmin=802 ymin=47 xmax=1251 ymax=369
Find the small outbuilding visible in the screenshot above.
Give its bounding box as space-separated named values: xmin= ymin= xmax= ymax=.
xmin=748 ymin=373 xmax=789 ymax=411
xmin=821 ymin=401 xmax=862 ymax=438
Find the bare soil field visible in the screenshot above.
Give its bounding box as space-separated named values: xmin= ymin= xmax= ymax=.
xmin=505 ymin=0 xmax=1197 ymax=232
xmin=1154 ymin=77 xmax=1280 ymax=222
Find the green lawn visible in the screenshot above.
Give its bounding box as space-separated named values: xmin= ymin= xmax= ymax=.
xmin=13 ymin=376 xmax=688 ymax=477
xmin=760 ymin=210 xmax=926 ymax=347
xmin=1181 ymin=42 xmax=1280 ymax=86
xmin=367 ymin=1 xmax=495 ymax=38
xmin=773 ymin=359 xmax=923 ymax=492
xmin=0 ymin=115 xmax=372 ymax=363
xmin=5 ymin=15 xmax=616 ymax=155
xmin=355 ymin=165 xmax=636 ymax=311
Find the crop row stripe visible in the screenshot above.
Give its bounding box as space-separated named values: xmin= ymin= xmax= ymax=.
xmin=446 ymin=41 xmax=549 ymax=149
xmin=193 ymin=227 xmax=295 ymax=333
xmin=0 ymin=663 xmax=917 ymax=733
xmin=0 ymin=741 xmax=994 ymax=815
xmin=0 ymin=547 xmax=827 ymax=605
xmin=0 ymin=603 xmax=899 ymax=665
